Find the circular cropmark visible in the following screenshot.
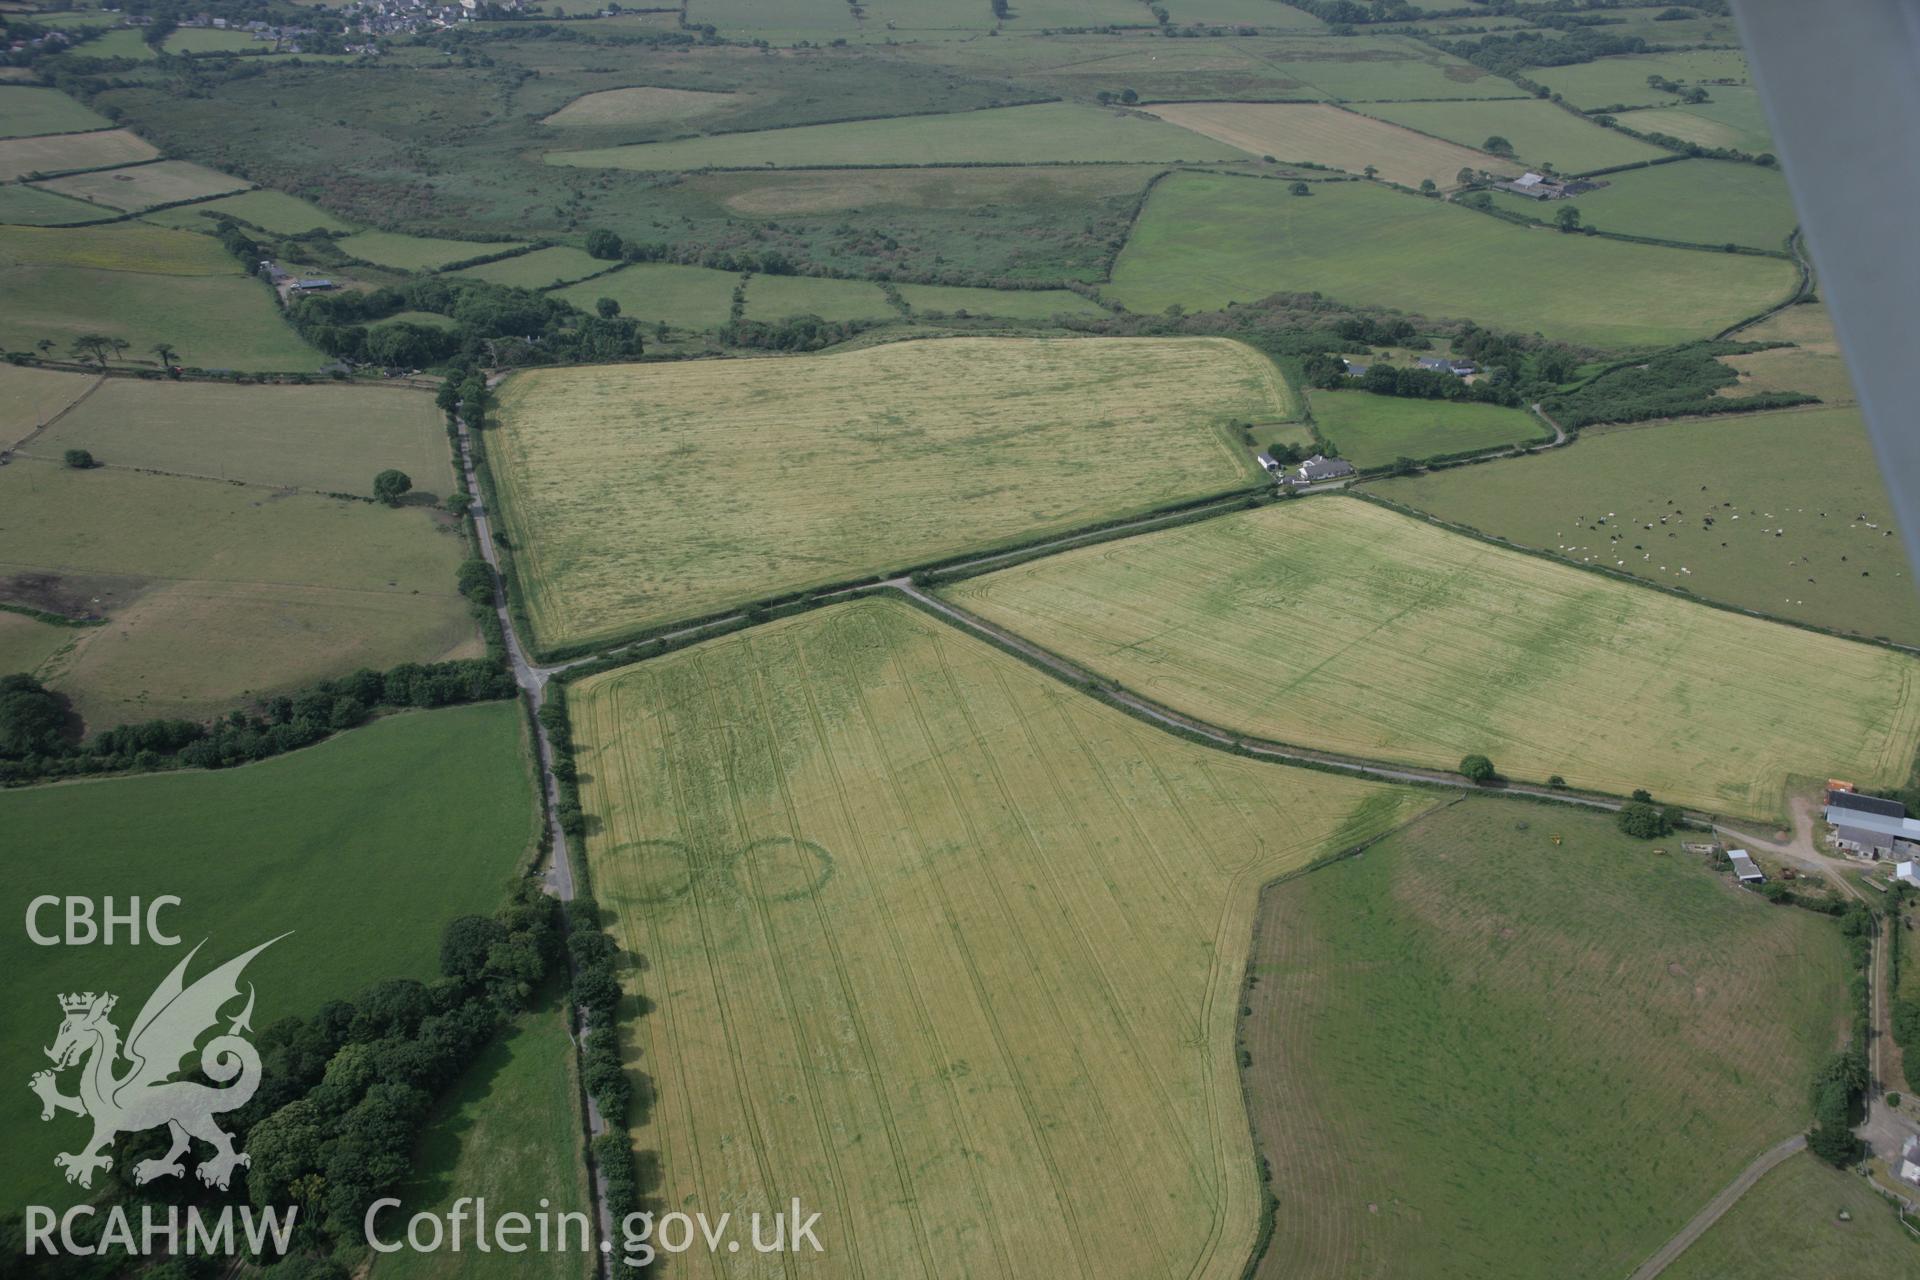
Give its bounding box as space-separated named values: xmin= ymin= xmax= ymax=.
xmin=733 ymin=836 xmax=836 ymax=903
xmin=609 ymin=838 xmax=698 ymax=905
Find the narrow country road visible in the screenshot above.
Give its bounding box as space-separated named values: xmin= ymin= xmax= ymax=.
xmin=1625 ymin=1135 xmax=1807 ymax=1280
xmin=456 ymin=413 xmax=615 ymax=1275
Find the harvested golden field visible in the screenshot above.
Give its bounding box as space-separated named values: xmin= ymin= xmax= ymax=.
xmin=945 ymin=497 xmax=1920 ymax=819
xmin=1146 ymin=101 xmax=1510 ymax=187
xmin=540 ymin=84 xmax=736 ymax=126
xmin=490 ymin=337 xmax=1286 ymax=650
xmin=1719 ymin=304 xmax=1859 ymax=404
xmin=0 ymin=128 xmax=158 ymax=181
xmin=572 ymin=598 xmax=1434 ymax=1280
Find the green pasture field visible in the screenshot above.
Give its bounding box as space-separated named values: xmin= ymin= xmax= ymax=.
xmin=1354 ymin=98 xmax=1669 ymax=174
xmin=338 ymin=229 xmax=526 ymax=271
xmin=141 ymin=186 xmax=355 ymax=233
xmin=0 ymin=702 xmax=536 ymax=1210
xmin=1251 ymin=420 xmax=1315 ymax=454
xmin=1107 ymin=173 xmax=1797 ymax=349
xmin=1307 ymin=389 xmax=1548 ymax=467
xmin=1260 ymin=34 xmax=1519 ymax=100
xmin=1374 ymin=406 xmax=1919 ymax=646
xmin=0 ymin=181 xmax=107 ymax=225
xmin=545 ymin=101 xmax=1246 ymax=171
xmin=489 ymin=336 xmax=1284 ymax=649
xmin=374 ymin=987 xmax=590 ymax=1280
xmin=33 ymin=158 xmax=249 ymax=212
xmin=161 ymin=26 xmax=265 ymax=53
xmin=1592 ymin=5 xmax=1745 ymax=46
xmin=572 ymin=597 xmax=1435 ymax=1280
xmin=683 ymin=0 xmax=862 ymax=40
xmin=0 ymin=457 xmax=476 ymax=726
xmin=541 ymin=84 xmax=737 ymax=127
xmin=945 ymin=496 xmax=1920 ymax=818
xmin=1621 ymin=88 xmax=1775 ymax=156
xmin=1490 ymin=158 xmax=1797 ymax=250
xmin=745 ymin=271 xmax=892 ymax=322
xmin=549 ymin=262 xmax=739 ymax=330
xmin=893 ymin=32 xmax=1336 ymax=101
xmin=688 ymin=164 xmax=1159 ymax=216
xmin=451 ymin=244 xmax=608 ymax=289
xmin=1243 ymin=797 xmax=1852 ymax=1280
xmin=1662 ymin=1152 xmax=1919 ymax=1280
xmin=1526 ymin=50 xmax=1752 ymax=111
xmin=0 ymin=85 xmax=111 ymax=137
xmin=1144 ymin=101 xmax=1509 ymax=187
xmin=26 ymin=377 xmax=452 ymax=493
xmin=992 ymin=0 xmax=1147 ymax=26
xmin=895 ymin=282 xmax=1107 ymax=319
xmin=0 ymin=223 xmax=322 ymax=370
xmin=77 ymin=26 xmax=158 ymax=59
xmin=0 ymin=610 xmax=74 ymax=677
xmin=1157 ymin=0 xmax=1326 ymax=26
xmin=0 ymin=361 xmax=94 ymax=447
xmin=1720 ymin=304 xmax=1858 ymax=404
xmin=0 ymin=127 xmax=158 ymax=181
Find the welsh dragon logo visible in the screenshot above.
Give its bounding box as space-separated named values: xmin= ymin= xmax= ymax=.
xmin=30 ymin=936 xmax=284 ymax=1191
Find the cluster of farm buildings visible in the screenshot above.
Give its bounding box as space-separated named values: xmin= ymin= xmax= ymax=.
xmin=1492 ymin=172 xmax=1604 ymax=201
xmin=1824 ymin=784 xmax=1920 ymax=885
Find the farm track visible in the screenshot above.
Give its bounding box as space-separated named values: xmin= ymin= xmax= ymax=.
xmin=1624 ymin=1134 xmax=1808 ymax=1280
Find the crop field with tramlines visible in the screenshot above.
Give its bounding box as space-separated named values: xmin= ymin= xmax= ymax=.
xmin=570 ymin=598 xmax=1436 ymax=1280
xmin=1241 ymin=798 xmax=1852 ymax=1280
xmin=945 ymin=497 xmax=1920 ymax=818
xmin=488 ymin=336 xmax=1285 ymax=650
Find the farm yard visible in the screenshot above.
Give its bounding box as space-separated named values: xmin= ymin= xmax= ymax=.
xmin=1140 ymin=102 xmax=1510 ymax=187
xmin=21 ymin=377 xmax=452 ymax=493
xmin=944 ymin=497 xmax=1920 ymax=818
xmin=1242 ymin=798 xmax=1853 ymax=1280
xmin=1373 ymin=406 xmax=1917 ymax=646
xmin=487 ymin=336 xmax=1284 ymax=650
xmin=1107 ymin=173 xmax=1797 ymax=348
xmin=1353 ymin=98 xmax=1671 ymax=174
xmin=0 ymin=457 xmax=475 ymax=727
xmin=571 ymin=598 xmax=1435 ymax=1280
xmin=0 ymin=701 xmax=536 ymax=1210
xmin=544 ymin=101 xmax=1247 ymax=170
xmin=1306 ymin=389 xmax=1550 ymax=468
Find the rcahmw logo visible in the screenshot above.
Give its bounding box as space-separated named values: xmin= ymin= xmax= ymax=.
xmin=24 ymin=933 xmax=301 ymax=1259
